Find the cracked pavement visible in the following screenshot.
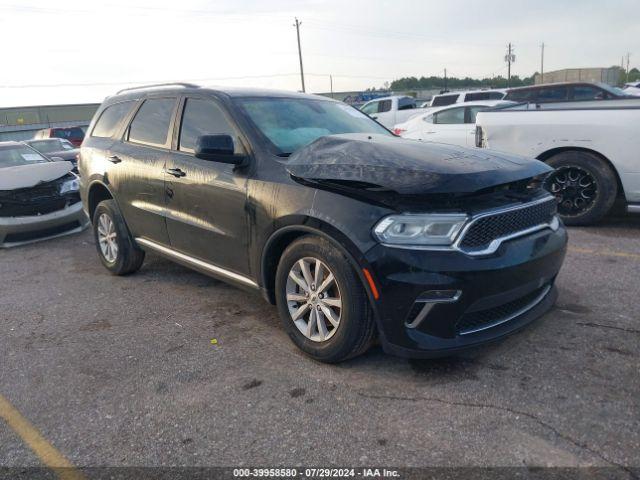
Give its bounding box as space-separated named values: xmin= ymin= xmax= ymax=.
xmin=0 ymin=215 xmax=638 ymax=473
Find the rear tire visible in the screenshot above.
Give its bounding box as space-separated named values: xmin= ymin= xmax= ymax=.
xmin=543 ymin=151 xmax=617 ymax=226
xmin=275 ymin=235 xmax=376 ymax=363
xmin=92 ymin=199 xmax=145 ymax=275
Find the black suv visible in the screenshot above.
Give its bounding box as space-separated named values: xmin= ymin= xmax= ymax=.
xmin=79 ymin=83 xmax=567 ymax=363
xmin=504 ymin=82 xmax=631 ymax=103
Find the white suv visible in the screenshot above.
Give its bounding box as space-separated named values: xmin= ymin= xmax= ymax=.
xmin=430 ymin=89 xmax=506 ymax=107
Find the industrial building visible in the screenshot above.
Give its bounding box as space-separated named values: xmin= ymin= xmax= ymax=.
xmin=0 ymin=103 xmax=99 ymax=141
xmin=535 ymin=67 xmax=622 ymax=86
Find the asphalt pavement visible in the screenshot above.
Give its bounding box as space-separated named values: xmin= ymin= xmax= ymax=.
xmin=0 ymin=215 xmax=638 ymax=476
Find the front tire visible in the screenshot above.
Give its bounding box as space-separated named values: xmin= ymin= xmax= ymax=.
xmin=275 ymin=236 xmax=375 ymax=363
xmin=92 ymin=199 xmax=145 ymax=275
xmin=543 ymin=151 xmax=617 ymax=226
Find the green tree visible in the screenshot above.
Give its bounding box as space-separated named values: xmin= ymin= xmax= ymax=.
xmin=389 ymin=73 xmax=535 ymax=91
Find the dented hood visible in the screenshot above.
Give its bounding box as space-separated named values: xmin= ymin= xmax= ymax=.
xmin=286 ymin=134 xmax=550 ymax=195
xmin=0 ymin=161 xmax=73 ymax=190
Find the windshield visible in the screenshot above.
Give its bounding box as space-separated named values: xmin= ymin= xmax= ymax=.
xmin=0 ymin=145 xmax=48 ymax=168
xmin=235 ymin=97 xmax=391 ymax=155
xmin=599 ymin=84 xmax=628 ymax=96
xmin=28 ymin=139 xmax=72 ymax=154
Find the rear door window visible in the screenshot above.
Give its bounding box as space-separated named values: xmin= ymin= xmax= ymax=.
xmin=92 ymin=101 xmax=135 ymax=138
xmin=127 ymin=98 xmax=177 ymax=147
xmin=572 ymin=85 xmax=606 ymax=100
xmin=378 ymin=100 xmax=392 ymax=113
xmin=536 ymin=87 xmax=569 ymax=102
xmin=433 ymin=107 xmax=465 ymax=124
xmin=504 ymin=89 xmax=534 ymax=102
xmin=465 ymin=92 xmax=491 ymax=101
xmin=397 ymin=97 xmax=416 ymax=110
xmin=466 ymin=106 xmax=489 ymax=124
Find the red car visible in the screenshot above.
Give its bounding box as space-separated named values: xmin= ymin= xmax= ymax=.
xmin=33 ymin=126 xmax=85 ymax=147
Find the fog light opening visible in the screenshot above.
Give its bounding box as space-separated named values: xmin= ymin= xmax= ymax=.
xmin=405 ymin=289 xmax=462 ymax=329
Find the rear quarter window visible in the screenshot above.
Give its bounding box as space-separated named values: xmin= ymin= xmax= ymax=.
xmin=431 ymin=94 xmax=459 ymax=107
xmin=92 ymin=101 xmax=135 ymax=138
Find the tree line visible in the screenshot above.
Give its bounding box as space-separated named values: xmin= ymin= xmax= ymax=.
xmin=387 ymin=74 xmax=536 ymax=92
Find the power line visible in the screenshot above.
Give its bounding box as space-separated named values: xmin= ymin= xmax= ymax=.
xmin=304 ymin=19 xmax=501 ymax=48
xmin=0 ymin=73 xmax=392 ymax=90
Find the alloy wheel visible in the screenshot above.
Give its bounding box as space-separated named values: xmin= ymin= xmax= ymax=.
xmin=285 ymin=257 xmax=342 ymax=342
xmin=97 ymin=213 xmax=118 ymax=263
xmin=545 ymin=166 xmax=598 ymax=217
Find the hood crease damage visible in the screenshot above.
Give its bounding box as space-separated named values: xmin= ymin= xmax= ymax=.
xmin=286 ymin=134 xmax=551 ymax=206
xmin=0 ymin=161 xmax=74 ymax=190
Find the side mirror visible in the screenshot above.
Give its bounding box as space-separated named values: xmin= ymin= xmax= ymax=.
xmin=194 ymin=135 xmax=246 ymax=165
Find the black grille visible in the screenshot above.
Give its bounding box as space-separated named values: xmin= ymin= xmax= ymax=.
xmin=456 ymin=285 xmax=549 ymax=335
xmin=0 ymin=173 xmax=80 ymax=218
xmin=4 ymin=221 xmax=81 ymax=244
xmin=459 ymin=198 xmax=557 ymax=251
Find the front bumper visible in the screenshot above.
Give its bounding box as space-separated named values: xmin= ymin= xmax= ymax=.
xmin=0 ymin=201 xmax=89 ymax=248
xmin=365 ymin=224 xmax=568 ymax=358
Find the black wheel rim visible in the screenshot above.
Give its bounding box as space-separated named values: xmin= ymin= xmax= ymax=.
xmin=545 ymin=166 xmax=598 ymax=217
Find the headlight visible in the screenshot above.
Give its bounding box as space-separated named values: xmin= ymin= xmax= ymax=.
xmin=373 ymin=214 xmax=468 ymax=246
xmin=59 ymin=178 xmax=79 ymax=194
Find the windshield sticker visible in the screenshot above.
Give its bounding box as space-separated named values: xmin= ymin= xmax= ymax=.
xmin=21 ymin=153 xmax=45 ymax=161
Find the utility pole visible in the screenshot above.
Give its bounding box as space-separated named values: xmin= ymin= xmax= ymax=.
xmin=443 ymin=68 xmax=447 ymax=92
xmin=626 ymin=52 xmax=631 ymax=83
xmin=540 ymin=42 xmax=545 ymax=83
xmin=293 ymin=18 xmax=305 ymax=92
xmin=330 ymin=75 xmax=333 ymax=96
xmin=505 ymin=43 xmax=515 ymax=88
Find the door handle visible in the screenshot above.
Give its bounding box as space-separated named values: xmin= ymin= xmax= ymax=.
xmin=166 ymin=168 xmax=186 ymax=178
xmin=107 ymin=155 xmax=122 ymax=164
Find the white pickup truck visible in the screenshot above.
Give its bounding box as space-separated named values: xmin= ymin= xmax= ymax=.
xmin=475 ymin=101 xmax=640 ymax=225
xmin=359 ymin=96 xmax=428 ymax=128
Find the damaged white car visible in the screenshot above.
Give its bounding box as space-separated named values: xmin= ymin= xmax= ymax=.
xmin=0 ymin=141 xmax=89 ymax=247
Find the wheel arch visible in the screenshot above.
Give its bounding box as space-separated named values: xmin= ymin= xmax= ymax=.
xmin=260 ymin=221 xmax=378 ymax=310
xmin=536 ymin=146 xmax=625 ymax=198
xmin=87 ymin=181 xmax=116 ymax=221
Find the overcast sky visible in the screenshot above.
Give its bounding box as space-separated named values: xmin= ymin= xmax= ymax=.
xmin=0 ymin=0 xmax=638 ymax=107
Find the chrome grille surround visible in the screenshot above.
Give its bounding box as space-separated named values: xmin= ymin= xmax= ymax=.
xmin=378 ymin=195 xmax=560 ymax=256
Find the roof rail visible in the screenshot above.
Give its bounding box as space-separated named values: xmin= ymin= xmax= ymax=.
xmin=116 ymin=82 xmax=200 ymax=94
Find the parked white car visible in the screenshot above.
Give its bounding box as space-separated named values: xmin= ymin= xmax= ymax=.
xmin=475 ymin=100 xmax=640 ymax=225
xmin=359 ymin=95 xmax=428 ymax=128
xmin=393 ymin=100 xmax=515 ymax=147
xmin=624 ymin=81 xmax=640 ymax=96
xmin=429 ymin=89 xmax=506 ymax=107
